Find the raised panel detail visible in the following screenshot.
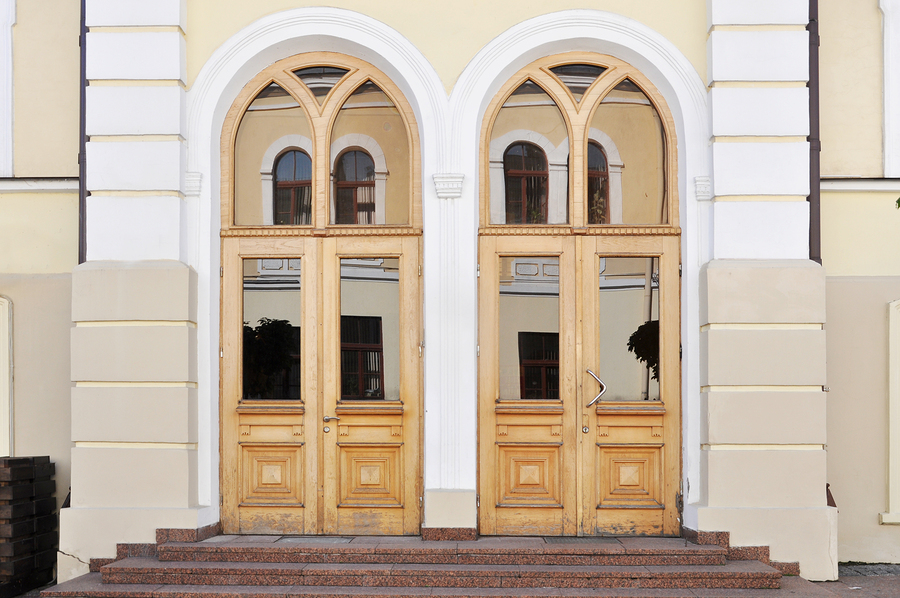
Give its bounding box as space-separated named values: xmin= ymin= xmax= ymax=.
xmin=241 ymin=445 xmax=304 ymax=505
xmin=497 ymin=446 xmax=562 ymax=508
xmin=338 ymin=445 xmax=403 ymax=507
xmin=597 ymin=445 xmax=663 ymax=509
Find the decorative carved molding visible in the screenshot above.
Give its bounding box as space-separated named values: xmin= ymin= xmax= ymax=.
xmin=221 ymin=226 xmax=422 ymax=238
xmin=432 ymin=173 xmax=464 ymax=199
xmin=694 ymin=176 xmax=712 ymax=201
xmin=479 ymin=226 xmax=682 ymax=237
xmin=184 ymin=171 xmax=203 ymax=197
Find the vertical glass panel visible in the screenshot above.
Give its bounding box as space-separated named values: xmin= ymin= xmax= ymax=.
xmin=292 ymin=66 xmax=349 ymax=104
xmin=235 ymin=83 xmax=312 ymax=226
xmin=331 ymin=81 xmax=410 ymax=225
xmin=549 ymin=64 xmax=607 ymax=102
xmin=340 ymin=258 xmax=400 ymax=400
xmin=590 ymin=78 xmax=666 ymax=225
xmin=587 ymin=142 xmax=609 ymax=224
xmin=490 ymin=80 xmax=568 ymax=225
xmin=242 ymin=258 xmax=303 ymax=400
xmin=498 ymin=257 xmax=560 ymax=400
xmin=596 ymin=257 xmax=659 ymax=401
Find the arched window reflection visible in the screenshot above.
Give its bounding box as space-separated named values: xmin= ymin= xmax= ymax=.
xmin=273 ymin=150 xmax=312 ymax=225
xmin=334 ymin=150 xmax=376 ymax=225
xmin=587 ymin=142 xmax=609 ymax=224
xmin=503 ymin=143 xmax=549 ymax=225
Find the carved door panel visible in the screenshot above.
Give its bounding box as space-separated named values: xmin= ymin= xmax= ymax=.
xmin=580 ymin=235 xmax=680 ymax=536
xmin=321 ymin=236 xmax=422 ymax=535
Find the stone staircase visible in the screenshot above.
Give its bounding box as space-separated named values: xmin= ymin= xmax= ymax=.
xmin=42 ymin=531 xmax=817 ymax=598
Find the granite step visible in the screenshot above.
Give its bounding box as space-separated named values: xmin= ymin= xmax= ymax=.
xmin=43 ymin=572 xmax=838 ymax=598
xmin=98 ymin=558 xmax=781 ymax=590
xmin=157 ymin=536 xmax=728 ymax=567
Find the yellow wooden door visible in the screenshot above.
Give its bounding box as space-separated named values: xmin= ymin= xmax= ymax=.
xmin=579 ymin=235 xmax=681 ymax=536
xmin=221 ymin=235 xmax=422 ymax=535
xmin=321 ymin=236 xmax=422 ymax=535
xmin=478 ymin=233 xmax=680 ymax=536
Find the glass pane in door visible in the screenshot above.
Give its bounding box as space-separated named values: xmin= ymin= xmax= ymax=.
xmin=242 ymin=258 xmax=303 ymax=400
xmin=340 ymin=258 xmax=400 ymax=400
xmin=498 ymin=256 xmax=560 ymax=400
xmin=596 ymin=257 xmax=659 ymax=401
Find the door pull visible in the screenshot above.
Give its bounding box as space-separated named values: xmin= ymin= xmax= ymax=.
xmin=586 ymin=369 xmax=607 ymax=407
xmin=323 ymin=416 xmax=341 ymax=422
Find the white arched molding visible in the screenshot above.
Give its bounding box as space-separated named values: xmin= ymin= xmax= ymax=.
xmin=0 ymin=296 xmax=11 ymax=457
xmin=882 ymin=299 xmax=900 ymax=524
xmin=882 ymin=0 xmax=900 ymax=176
xmin=330 ymin=133 xmax=388 ymax=224
xmin=259 ymin=134 xmax=313 ymax=225
xmin=488 ymin=130 xmax=568 ymax=224
xmin=187 ymin=7 xmax=446 ymax=515
xmin=0 ymin=0 xmax=14 ymax=176
xmin=450 ymin=10 xmax=710 ymax=520
xmin=588 ymin=128 xmax=624 ymax=224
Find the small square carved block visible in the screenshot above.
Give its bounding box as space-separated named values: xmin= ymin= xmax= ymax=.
xmin=498 ymin=446 xmax=562 ymax=507
xmin=338 ymin=446 xmax=403 ymax=507
xmin=241 ymin=445 xmax=304 ymax=505
xmin=597 ymin=445 xmax=663 ymax=508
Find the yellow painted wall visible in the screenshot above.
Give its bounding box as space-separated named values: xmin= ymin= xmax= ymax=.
xmin=821 ymin=191 xmax=900 ymax=277
xmin=13 ymin=0 xmax=80 ymax=177
xmin=0 ymin=192 xmax=78 ymax=274
xmin=186 ymin=1 xmax=707 ymax=93
xmin=0 ymin=274 xmax=74 ymax=513
xmin=819 ymin=0 xmax=883 ymax=177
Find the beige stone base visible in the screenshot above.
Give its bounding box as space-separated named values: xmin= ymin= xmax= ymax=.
xmin=695 ymin=505 xmax=838 ymax=581
xmin=58 ymin=506 xmax=213 ymax=581
xmin=423 ymin=489 xmax=477 ymax=529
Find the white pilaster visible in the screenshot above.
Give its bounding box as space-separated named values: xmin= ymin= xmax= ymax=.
xmin=881 ymin=0 xmax=900 ymax=176
xmin=0 ymin=0 xmax=14 ymax=177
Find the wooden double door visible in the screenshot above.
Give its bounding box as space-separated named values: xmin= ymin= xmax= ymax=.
xmin=478 ymin=233 xmax=681 ymax=536
xmin=221 ymin=235 xmax=422 ymax=535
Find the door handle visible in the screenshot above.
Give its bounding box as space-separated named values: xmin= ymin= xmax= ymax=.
xmin=323 ymin=416 xmax=341 ymax=422
xmin=586 ymin=369 xmax=607 ymax=407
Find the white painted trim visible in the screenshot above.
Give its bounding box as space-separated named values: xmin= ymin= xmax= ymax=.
xmin=0 ymin=178 xmax=79 ymax=192
xmin=259 ymin=134 xmax=313 ymax=225
xmin=821 ymin=178 xmax=900 ymax=192
xmin=0 ymin=0 xmax=14 ymax=177
xmin=0 ymin=296 xmax=11 ymax=457
xmin=882 ymin=299 xmax=900 ymax=524
xmin=330 ymin=133 xmax=388 ymax=224
xmin=882 ymin=0 xmax=900 ymax=176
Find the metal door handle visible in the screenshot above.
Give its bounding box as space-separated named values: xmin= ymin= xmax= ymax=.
xmin=586 ymin=369 xmax=607 ymax=407
xmin=323 ymin=416 xmax=341 ymax=422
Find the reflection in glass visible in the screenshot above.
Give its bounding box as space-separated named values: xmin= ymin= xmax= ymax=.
xmin=334 ymin=150 xmax=376 ymax=224
xmin=340 ymin=258 xmax=400 ymax=400
xmin=597 ymin=257 xmax=660 ymax=401
xmin=292 ymin=66 xmax=349 ymax=104
xmin=490 ymin=80 xmax=568 ymax=225
xmin=332 ymin=81 xmax=410 ymax=225
xmin=242 ymin=258 xmax=302 ymax=400
xmin=234 ymin=82 xmax=312 ymax=226
xmin=498 ymin=257 xmax=560 ymax=400
xmin=273 ymin=150 xmax=312 ymax=225
xmin=587 ymin=142 xmax=609 ymax=224
xmin=504 ymin=143 xmax=548 ymax=224
xmin=590 ymin=78 xmax=666 ymax=225
xmin=549 ymin=64 xmax=607 ymax=102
